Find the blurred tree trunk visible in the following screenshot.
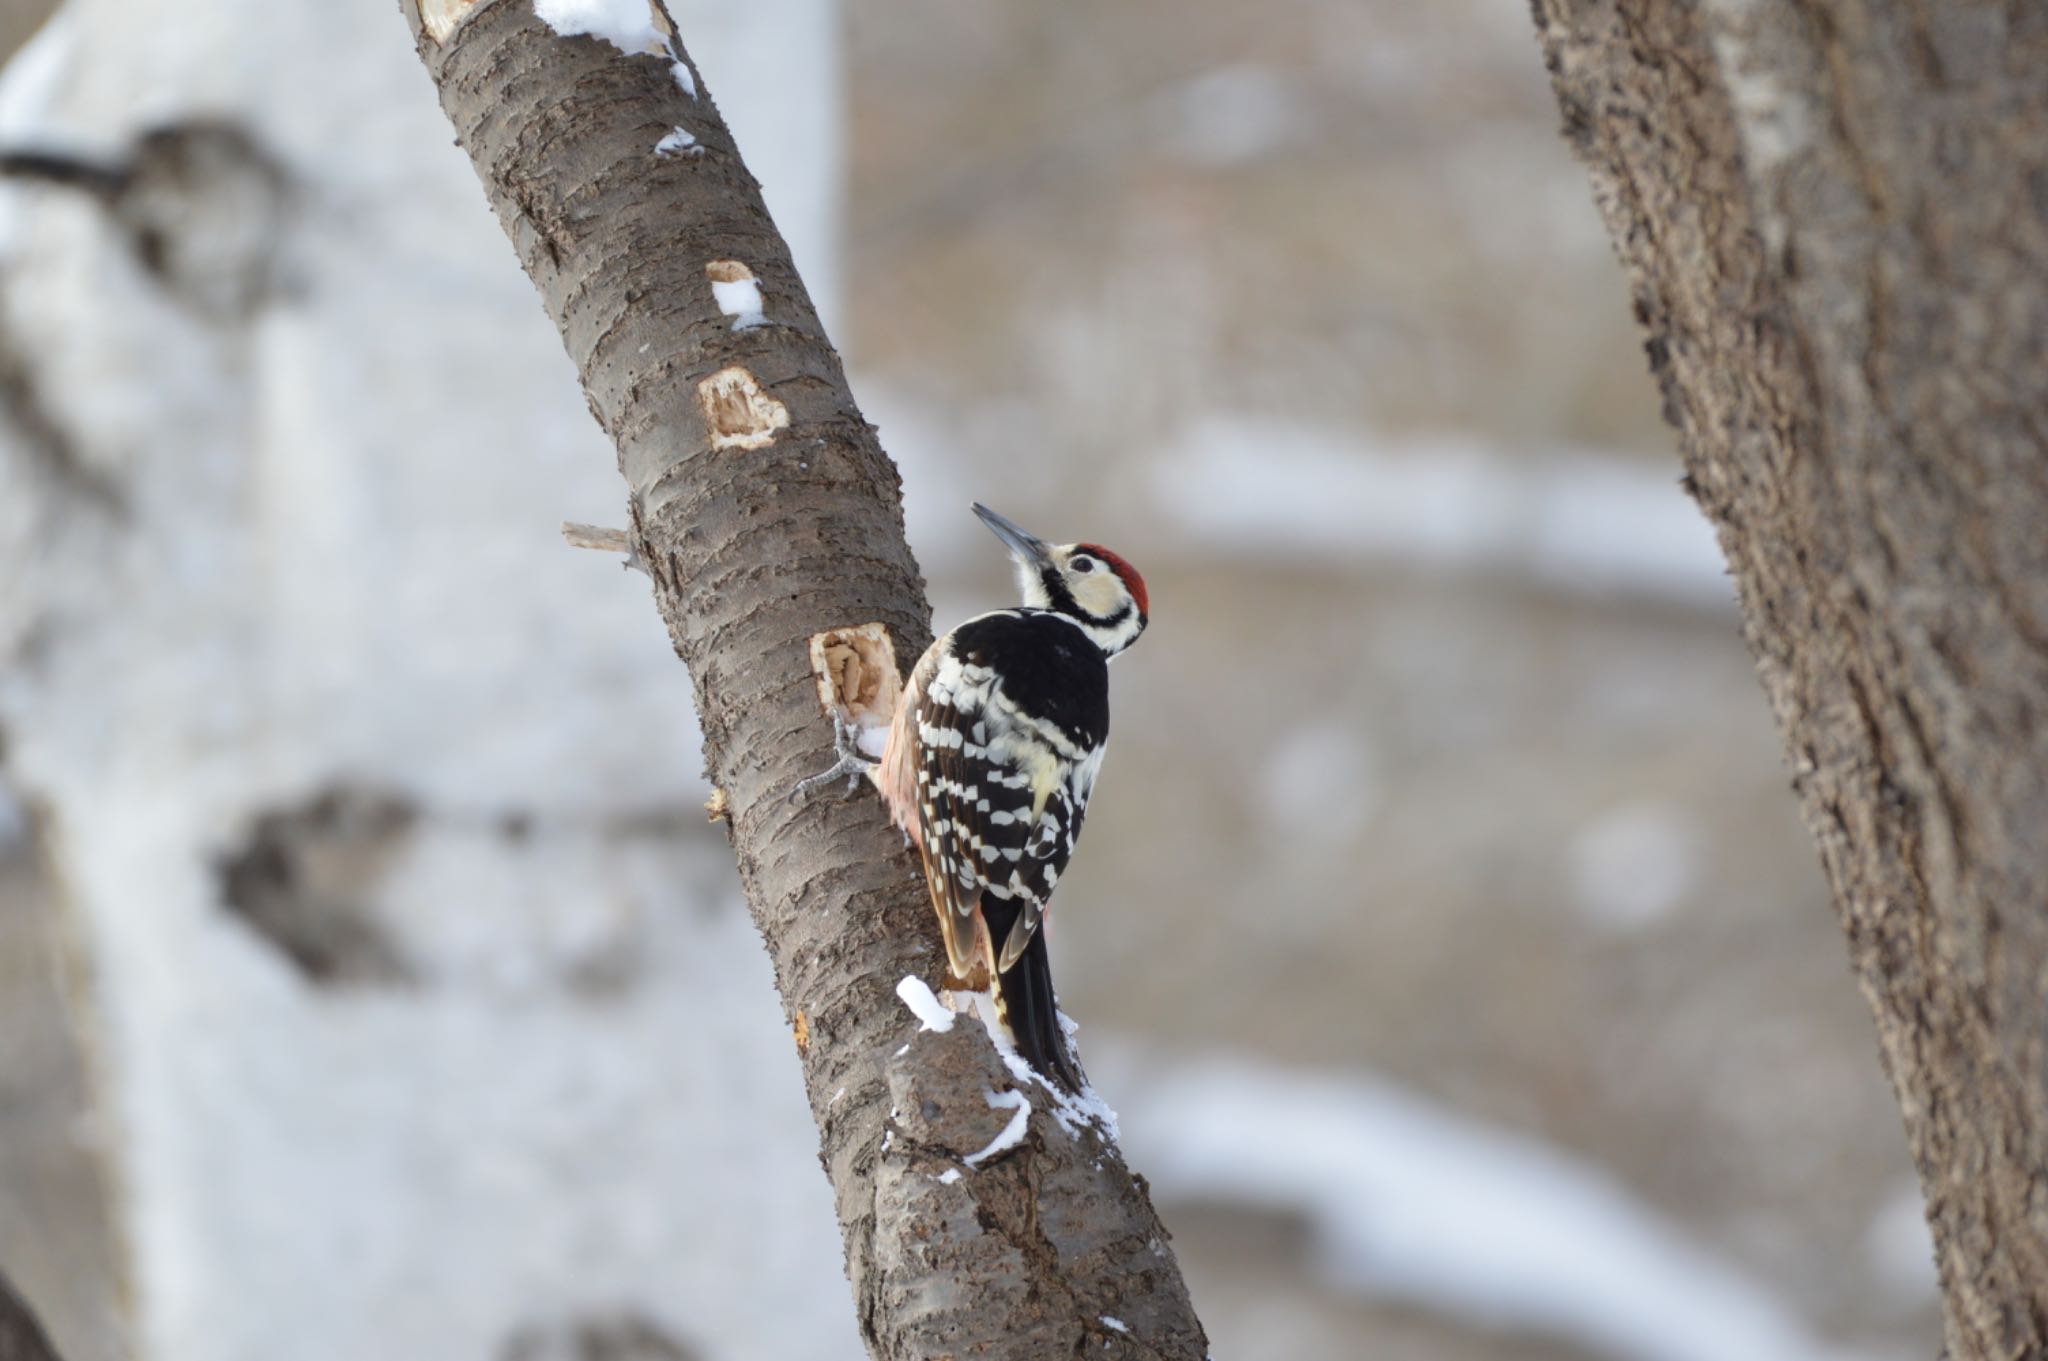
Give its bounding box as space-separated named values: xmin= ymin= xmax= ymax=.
xmin=398 ymin=4 xmax=1207 ymax=1359
xmin=0 ymin=4 xmax=855 ymax=1360
xmin=1530 ymin=4 xmax=2048 ymax=1358
xmin=0 ymin=1274 xmax=62 ymax=1361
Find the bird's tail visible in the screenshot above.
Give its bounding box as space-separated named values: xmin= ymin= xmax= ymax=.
xmin=995 ymin=927 xmax=1083 ymax=1093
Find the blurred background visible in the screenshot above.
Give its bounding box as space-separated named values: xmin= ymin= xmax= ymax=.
xmin=0 ymin=2 xmax=1939 ymax=1361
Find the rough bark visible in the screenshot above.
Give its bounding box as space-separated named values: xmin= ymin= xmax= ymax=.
xmin=1529 ymin=3 xmax=2048 ymax=1357
xmin=397 ymin=4 xmax=1207 ymax=1357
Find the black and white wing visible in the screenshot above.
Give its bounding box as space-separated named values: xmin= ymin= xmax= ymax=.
xmin=910 ymin=611 xmax=1110 ymax=979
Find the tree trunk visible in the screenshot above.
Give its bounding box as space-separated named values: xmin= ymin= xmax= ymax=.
xmin=0 ymin=1274 xmax=62 ymax=1361
xmin=1529 ymin=4 xmax=2048 ymax=1357
xmin=0 ymin=4 xmax=854 ymax=1359
xmin=397 ymin=4 xmax=1208 ymax=1357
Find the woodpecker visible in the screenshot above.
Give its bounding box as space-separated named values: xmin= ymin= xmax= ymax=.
xmin=796 ymin=503 xmax=1149 ymax=1091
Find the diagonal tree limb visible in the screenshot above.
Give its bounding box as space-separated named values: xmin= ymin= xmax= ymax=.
xmin=396 ymin=3 xmax=1207 ymax=1356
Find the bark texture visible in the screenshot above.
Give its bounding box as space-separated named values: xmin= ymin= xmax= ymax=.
xmin=1530 ymin=3 xmax=2048 ymax=1356
xmin=398 ymin=4 xmax=1207 ymax=1357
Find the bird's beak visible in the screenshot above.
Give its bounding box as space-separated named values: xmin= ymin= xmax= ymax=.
xmin=972 ymin=503 xmax=1054 ymax=569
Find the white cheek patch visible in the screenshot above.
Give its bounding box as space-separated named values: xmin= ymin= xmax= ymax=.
xmin=1071 ymin=572 xmax=1124 ymax=617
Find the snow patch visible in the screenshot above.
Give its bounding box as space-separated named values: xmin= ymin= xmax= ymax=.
xmin=1116 ymin=1052 xmax=1872 ymax=1361
xmin=1154 ymin=63 xmax=1304 ymax=169
xmin=1568 ymin=801 xmax=1701 ymax=933
xmin=1257 ymin=720 xmax=1379 ymax=843
xmin=1863 ymin=1181 xmax=1937 ymax=1304
xmin=532 ymin=0 xmax=660 ymax=55
xmin=964 ymin=991 xmax=1121 ymax=1142
xmin=1099 ymin=1315 xmax=1129 ymax=1334
xmin=654 ymin=127 xmax=699 ymax=157
xmin=934 ymin=1168 xmax=962 ymax=1186
xmin=896 ymin=975 xmax=955 ymax=1033
xmin=671 ymin=61 xmax=698 ymax=98
xmin=706 ymin=260 xmax=765 ymax=329
xmin=963 ymin=1088 xmax=1031 ymax=1168
xmin=1154 ymin=419 xmax=1730 ymax=608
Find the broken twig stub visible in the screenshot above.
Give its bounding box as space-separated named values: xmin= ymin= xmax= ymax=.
xmin=560 ymin=522 xmax=632 ymax=553
xmin=559 ymin=522 xmax=649 ymax=575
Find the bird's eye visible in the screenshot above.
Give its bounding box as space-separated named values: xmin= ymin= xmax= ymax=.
xmin=1070 ymin=555 xmax=1097 ymax=574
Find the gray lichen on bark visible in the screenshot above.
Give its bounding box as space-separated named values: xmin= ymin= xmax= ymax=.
xmin=397 ymin=2 xmax=1208 ymax=1356
xmin=1530 ymin=3 xmax=2048 ymax=1357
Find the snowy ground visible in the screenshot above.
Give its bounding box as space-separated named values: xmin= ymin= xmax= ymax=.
xmin=1108 ymin=1049 xmax=1906 ymax=1361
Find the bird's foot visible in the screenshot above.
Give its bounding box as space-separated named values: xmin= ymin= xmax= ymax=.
xmin=787 ymin=712 xmax=879 ymax=804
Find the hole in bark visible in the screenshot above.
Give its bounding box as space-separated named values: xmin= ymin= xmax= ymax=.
xmin=807 ymin=622 xmax=901 ymax=730
xmin=696 ymin=366 xmax=788 ymax=449
xmin=214 ymin=786 xmax=417 ymax=987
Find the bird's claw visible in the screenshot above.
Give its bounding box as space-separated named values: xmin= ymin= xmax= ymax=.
xmin=788 ymin=712 xmax=879 ymax=805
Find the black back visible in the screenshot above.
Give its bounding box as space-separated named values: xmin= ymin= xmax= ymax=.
xmin=950 ymin=610 xmax=1110 ymax=750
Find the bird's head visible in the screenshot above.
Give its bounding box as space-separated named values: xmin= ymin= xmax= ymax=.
xmin=972 ymin=502 xmax=1149 ymax=657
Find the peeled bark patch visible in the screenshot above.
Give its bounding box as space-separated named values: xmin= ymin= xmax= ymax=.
xmin=808 ymin=622 xmax=901 ymax=731
xmin=696 ymin=366 xmax=787 ymax=449
xmin=417 ymin=0 xmax=483 ymax=44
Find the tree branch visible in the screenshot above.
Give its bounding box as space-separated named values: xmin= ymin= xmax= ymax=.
xmin=397 ymin=2 xmax=1207 ymax=1355
xmin=1530 ymin=4 xmax=2048 ymax=1357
